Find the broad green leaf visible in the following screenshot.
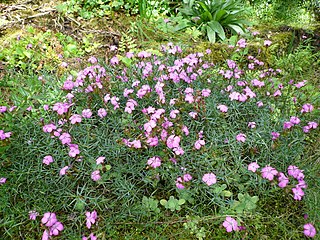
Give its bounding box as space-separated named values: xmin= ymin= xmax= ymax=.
xmin=23 ymin=51 xmax=32 ymax=59
xmin=208 ymin=21 xmax=225 ymax=40
xmin=160 ymin=199 xmax=167 ymax=206
xmin=227 ymin=24 xmax=244 ymax=34
xmin=206 ymin=25 xmax=216 ymax=43
xmin=178 ymin=199 xmax=186 ymax=205
xmin=222 ymin=190 xmax=233 ymax=197
xmin=214 ymin=9 xmax=227 ymax=21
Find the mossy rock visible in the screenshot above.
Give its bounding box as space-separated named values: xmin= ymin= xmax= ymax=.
xmin=190 ymin=42 xmax=232 ymax=64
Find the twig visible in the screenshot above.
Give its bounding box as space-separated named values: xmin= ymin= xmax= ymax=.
xmin=111 ymin=215 xmax=229 ymax=226
xmin=0 ymin=9 xmax=56 ymax=30
xmin=26 ymin=10 xmax=55 ymax=19
xmin=79 ymin=29 xmax=121 ymax=37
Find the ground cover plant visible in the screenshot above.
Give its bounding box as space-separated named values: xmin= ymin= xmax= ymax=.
xmin=1 ymin=30 xmax=319 ymax=239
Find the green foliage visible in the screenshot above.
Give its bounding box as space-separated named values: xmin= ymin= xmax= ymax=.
xmin=247 ymin=0 xmax=317 ymax=27
xmin=183 ymin=215 xmax=207 ymax=240
xmin=231 ymin=193 xmax=259 ymax=213
xmin=56 ymin=0 xmax=172 ymax=19
xmin=0 ymin=27 xmax=97 ymax=72
xmin=142 ymin=196 xmax=161 ymax=214
xmin=160 ymin=196 xmax=186 ymax=211
xmin=178 ymin=0 xmax=250 ymax=42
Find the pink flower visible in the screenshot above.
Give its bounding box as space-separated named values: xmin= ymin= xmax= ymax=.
xmin=261 ymin=166 xmax=278 ymax=181
xmin=303 ymin=126 xmax=311 ymax=133
xmin=201 ymin=89 xmax=211 ymax=97
xmin=182 ymin=125 xmax=189 ymax=136
xmin=229 ymin=91 xmax=240 ymax=101
xmin=236 ymin=133 xmax=246 ymax=143
xmin=202 ymin=173 xmax=217 ymax=186
xmin=173 ymin=147 xmax=184 ymax=155
xmin=189 ymin=112 xmax=197 ymax=118
xmin=59 ymin=132 xmax=71 ymax=145
xmin=146 ymin=136 xmax=158 ymax=147
xmin=110 ymin=56 xmax=119 ymax=65
xmin=144 ymin=120 xmax=157 ymax=133
xmin=185 ymin=94 xmax=194 ymax=103
xmin=273 ymin=90 xmax=281 ymax=97
xmin=217 ymin=104 xmax=228 ymax=113
xmin=69 ymin=114 xmax=82 ymax=124
xmin=29 ymin=210 xmax=39 ymax=220
xmin=69 ymin=144 xmax=80 ymax=157
xmin=175 ymin=177 xmax=185 ymax=189
xmin=85 ymin=210 xmax=98 ymax=229
xmin=43 ymin=123 xmax=57 ymax=133
xmin=287 ymin=165 xmax=304 ymax=180
xmin=131 ymin=139 xmax=141 ymax=149
xmin=0 ymin=130 xmax=11 ymax=140
xmin=292 ymin=187 xmax=304 ymax=200
xmin=283 ymin=121 xmax=293 ymax=130
xmin=91 ymin=170 xmax=101 ymax=181
xmin=170 ymin=109 xmax=180 ymax=119
xmin=290 ymin=116 xmax=300 ymax=125
xmin=83 ymin=233 xmax=97 ymax=240
xmin=41 ymin=212 xmax=57 ymax=227
xmin=87 ymin=56 xmax=97 ymax=64
xmin=0 ymin=106 xmax=7 ymax=113
xmin=42 ymin=230 xmax=49 ymax=240
xmin=59 ymin=166 xmax=69 ymax=176
xmin=294 ymin=80 xmax=307 ymax=88
xmin=223 ymin=216 xmax=239 ymax=232
xmin=97 ymin=108 xmax=107 ymax=118
xmin=50 ymin=221 xmax=64 ymax=235
xmin=166 ymin=135 xmax=180 ymax=149
xmin=257 ymin=101 xmax=263 ymax=107
xmin=237 ymin=38 xmax=247 ymax=48
xmin=147 ymin=156 xmax=162 ymax=168
xmin=301 ymin=103 xmax=314 ymax=113
xmin=62 ymin=80 xmax=74 ymax=90
xmin=82 ymin=109 xmax=92 ymax=118
xmin=43 ymin=156 xmax=54 ymax=165
xmin=248 ymin=162 xmax=260 ymax=172
xmin=96 ymin=156 xmax=105 ymax=165
xmin=297 ymin=180 xmax=307 ymax=189
xmin=194 ymin=139 xmax=205 ymax=150
xmin=304 ymin=223 xmax=317 ymax=238
xmin=271 ymin=132 xmax=280 ymax=140
xmin=264 ymin=40 xmax=272 ymax=46
xmin=248 ymin=122 xmax=256 ymax=128
xmin=277 ymin=172 xmax=289 ymax=188
xmin=183 ymin=174 xmax=192 ymax=182
xmin=53 ymin=102 xmax=69 ymax=115
xmin=308 ymin=122 xmax=318 ymax=129
xmin=0 ymin=177 xmax=7 ymax=185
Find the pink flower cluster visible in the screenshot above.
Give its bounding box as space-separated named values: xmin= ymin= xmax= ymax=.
xmin=248 ymin=163 xmax=307 ymax=201
xmin=175 ymin=173 xmax=192 ymax=189
xmin=147 ymin=156 xmax=162 ymax=168
xmin=223 ymin=216 xmax=239 ymax=232
xmin=86 ymin=210 xmax=98 ymax=229
xmin=41 ymin=212 xmax=64 ymax=239
xmin=202 ymin=173 xmax=217 ymax=186
xmin=0 ymin=130 xmax=11 ymax=140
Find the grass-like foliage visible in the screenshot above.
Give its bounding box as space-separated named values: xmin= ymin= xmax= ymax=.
xmin=0 ymin=34 xmax=319 ymax=239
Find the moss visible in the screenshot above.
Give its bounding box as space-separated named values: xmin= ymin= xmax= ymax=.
xmin=189 ymin=42 xmax=231 ymax=64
